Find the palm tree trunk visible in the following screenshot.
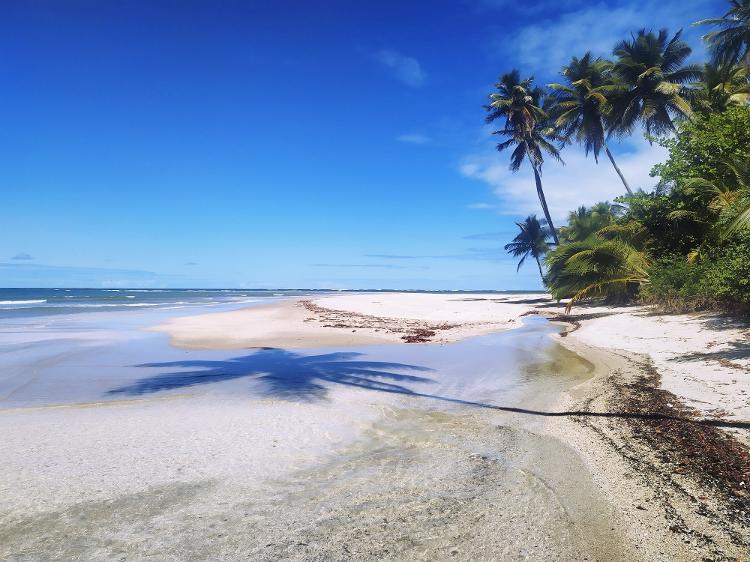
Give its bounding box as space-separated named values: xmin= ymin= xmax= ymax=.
xmin=604 ymin=145 xmax=633 ymax=195
xmin=531 ymin=165 xmax=559 ymax=245
xmin=535 ymin=255 xmax=545 ymax=285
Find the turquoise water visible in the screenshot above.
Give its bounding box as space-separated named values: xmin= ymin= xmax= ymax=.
xmin=0 ymin=289 xmax=580 ymax=410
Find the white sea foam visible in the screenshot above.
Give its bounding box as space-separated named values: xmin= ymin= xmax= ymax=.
xmin=128 ymin=290 xmax=168 ymax=292
xmin=0 ymin=300 xmax=47 ymax=305
xmin=64 ymin=303 xmax=165 ymax=308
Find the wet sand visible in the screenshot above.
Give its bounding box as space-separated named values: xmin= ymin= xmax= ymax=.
xmin=1 ymin=293 xmax=748 ymax=560
xmin=1 ymin=325 xmax=632 ymax=560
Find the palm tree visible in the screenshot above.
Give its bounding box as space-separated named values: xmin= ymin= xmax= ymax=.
xmin=609 ymin=29 xmax=703 ymax=138
xmin=559 ymin=202 xmax=616 ymax=242
xmin=696 ymin=0 xmax=750 ymax=68
xmin=688 ymin=62 xmax=750 ymax=114
xmin=690 ymin=156 xmax=750 ymax=236
xmin=486 ymin=70 xmax=564 ymax=244
xmin=545 ymin=237 xmax=651 ymax=312
xmin=727 ymin=197 xmax=750 ymax=235
xmin=548 ymin=53 xmax=633 ymax=194
xmin=504 ymin=215 xmax=551 ymax=282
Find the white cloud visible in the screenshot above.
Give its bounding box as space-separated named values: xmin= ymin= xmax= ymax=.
xmin=499 ymin=0 xmax=715 ymax=76
xmin=460 ymin=135 xmax=668 ymax=222
xmin=375 ymin=49 xmax=426 ymax=87
xmin=396 ymin=133 xmax=432 ymax=144
xmin=466 ymin=202 xmax=494 ymax=210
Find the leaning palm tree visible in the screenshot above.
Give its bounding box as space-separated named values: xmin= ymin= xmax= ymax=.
xmin=609 ymin=29 xmax=703 ymax=138
xmin=696 ymin=0 xmax=750 ymax=68
xmin=688 ymin=62 xmax=750 ymax=114
xmin=504 ymin=215 xmax=551 ymax=282
xmin=486 ymin=70 xmax=564 ymax=244
xmin=548 ymin=53 xmax=633 ymax=194
xmin=545 ymin=237 xmax=651 ymax=312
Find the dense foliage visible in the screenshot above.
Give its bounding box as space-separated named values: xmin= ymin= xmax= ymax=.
xmin=545 ymin=106 xmax=750 ymax=311
xmin=498 ymin=0 xmax=750 ymax=311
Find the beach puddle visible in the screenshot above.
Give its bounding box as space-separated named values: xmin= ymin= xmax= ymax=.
xmin=0 ymin=314 xmax=591 ymax=411
xmin=1 ymin=311 xmax=618 ymax=560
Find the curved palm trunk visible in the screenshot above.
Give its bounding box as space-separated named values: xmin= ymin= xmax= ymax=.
xmin=604 ymin=145 xmax=633 ymax=195
xmin=535 ymin=255 xmax=545 ymax=285
xmin=531 ymin=165 xmax=559 ymax=245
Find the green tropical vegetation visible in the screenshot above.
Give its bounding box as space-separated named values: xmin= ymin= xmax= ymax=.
xmin=498 ymin=0 xmax=750 ymax=312
xmin=697 ymin=0 xmax=750 ymax=68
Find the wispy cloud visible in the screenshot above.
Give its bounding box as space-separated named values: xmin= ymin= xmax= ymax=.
xmin=363 ymin=249 xmax=510 ymax=262
xmin=375 ymin=49 xmax=426 ymax=87
xmin=312 ymin=263 xmax=429 ymax=270
xmin=460 ymin=135 xmax=667 ymax=221
xmin=463 ymin=231 xmax=513 ymax=241
xmin=471 ymin=0 xmax=581 ymax=15
xmin=495 ymin=0 xmax=715 ymax=76
xmin=184 ymin=262 xmax=199 ymax=266
xmin=364 ymin=253 xmax=419 ymax=260
xmin=11 ymin=252 xmax=33 ymax=260
xmin=466 ymin=202 xmax=495 ymax=210
xmin=396 ymin=133 xmax=432 ymax=144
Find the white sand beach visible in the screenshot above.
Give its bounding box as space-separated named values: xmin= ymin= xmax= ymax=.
xmin=152 ymin=292 xmax=547 ymax=349
xmin=1 ymin=292 xmax=748 ymax=560
xmin=157 ymin=292 xmax=750 ymax=425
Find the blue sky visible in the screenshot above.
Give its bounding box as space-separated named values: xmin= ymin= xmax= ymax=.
xmin=1 ymin=0 xmax=725 ymax=289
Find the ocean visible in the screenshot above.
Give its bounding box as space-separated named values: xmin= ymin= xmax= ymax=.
xmin=0 ymin=288 xmax=324 ymax=319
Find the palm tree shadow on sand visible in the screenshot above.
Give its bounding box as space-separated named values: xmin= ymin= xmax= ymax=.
xmin=109 ymin=348 xmax=435 ymax=401
xmin=107 ymin=347 xmax=750 ymax=430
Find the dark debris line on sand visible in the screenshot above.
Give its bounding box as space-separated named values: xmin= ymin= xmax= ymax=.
xmin=521 ymin=301 xmax=750 ymax=558
xmin=576 ymin=356 xmax=749 ymax=559
xmin=622 ymin=362 xmax=749 ymax=513
xmin=300 ymin=300 xmax=458 ymax=343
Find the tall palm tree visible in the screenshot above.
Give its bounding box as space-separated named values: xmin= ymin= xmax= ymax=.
xmin=609 ymin=29 xmax=703 ymax=138
xmin=548 ymin=53 xmax=633 ymax=194
xmin=504 ymin=215 xmax=551 ymax=283
xmin=486 ymin=70 xmax=564 ymax=244
xmin=688 ymin=62 xmax=750 ymax=114
xmin=696 ymin=0 xmax=750 ymax=68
